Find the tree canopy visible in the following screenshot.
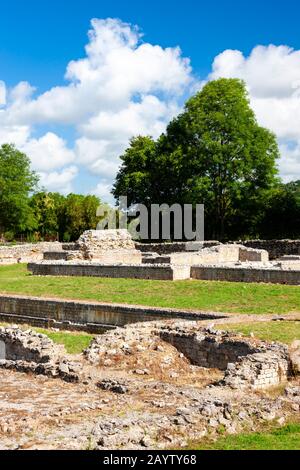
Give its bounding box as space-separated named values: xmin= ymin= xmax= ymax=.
xmin=113 ymin=78 xmax=282 ymax=240
xmin=0 ymin=144 xmax=38 ymax=237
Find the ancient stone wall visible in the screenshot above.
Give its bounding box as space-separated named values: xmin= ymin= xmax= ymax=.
xmin=86 ymin=322 xmax=292 ymax=391
xmin=28 ymin=261 xmax=191 ymax=280
xmin=143 ymin=245 xmax=268 ymax=265
xmin=0 ymin=326 xmax=58 ymax=363
xmin=159 ymin=327 xmax=259 ymax=370
xmin=0 ymin=242 xmax=63 ymax=265
xmin=77 ymin=230 xmax=142 ymax=264
xmin=157 ymin=325 xmax=290 ymax=389
xmin=136 ymin=241 xmax=220 ymax=254
xmin=0 ymin=294 xmax=224 ymax=333
xmin=223 ymin=352 xmax=290 ymax=389
xmin=0 ymin=326 xmax=80 ymax=382
xmin=138 ymin=240 xmax=300 ymax=259
xmin=191 ymin=265 xmax=300 ymax=285
xmin=240 ymin=240 xmax=300 ymax=260
xmin=239 ymin=246 xmax=269 ymax=262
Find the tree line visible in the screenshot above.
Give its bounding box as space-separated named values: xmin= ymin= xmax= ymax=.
xmin=0 ymin=143 xmax=100 ymax=242
xmin=1 ymin=78 xmax=299 ymax=243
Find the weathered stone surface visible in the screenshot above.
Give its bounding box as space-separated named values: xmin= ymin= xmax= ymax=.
xmin=191 ymin=265 xmax=300 ymax=285
xmin=241 ymin=240 xmax=300 ymax=260
xmin=0 ymin=319 xmax=299 ymax=450
xmin=290 ymin=341 xmax=300 ymax=375
xmin=0 ymin=327 xmax=80 ymax=382
xmin=77 ymin=230 xmax=142 ymax=264
xmin=85 ymin=320 xmax=291 ymax=390
xmin=97 ymin=379 xmax=129 ymax=394
xmin=0 ymin=242 xmax=63 ymax=265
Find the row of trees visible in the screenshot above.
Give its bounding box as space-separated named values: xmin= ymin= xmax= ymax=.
xmin=0 ymin=144 xmax=100 ymax=242
xmin=113 ymin=79 xmax=300 ymax=240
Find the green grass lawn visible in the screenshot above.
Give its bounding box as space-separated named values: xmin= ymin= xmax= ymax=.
xmin=218 ymin=321 xmax=300 ymax=345
xmin=192 ymin=423 xmax=300 ymax=450
xmin=0 ymin=264 xmax=299 ymax=315
xmin=35 ymin=328 xmax=93 ymax=354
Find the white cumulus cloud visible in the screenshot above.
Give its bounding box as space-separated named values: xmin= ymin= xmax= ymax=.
xmin=0 ymin=18 xmax=193 ymax=200
xmin=21 ymin=132 xmax=75 ymax=172
xmin=38 ymin=166 xmax=78 ymax=194
xmin=210 ymin=44 xmax=300 ymax=182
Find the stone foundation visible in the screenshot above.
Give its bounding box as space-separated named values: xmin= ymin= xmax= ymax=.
xmin=28 ymin=262 xmax=191 ymax=280
xmin=158 ymin=325 xmax=290 ymax=389
xmin=0 ymin=326 xmax=80 ymax=382
xmin=0 ymin=294 xmax=225 ymax=333
xmin=86 ymin=321 xmax=292 ymax=391
xmin=241 ymin=240 xmax=300 ymax=260
xmin=159 ymin=327 xmax=259 ymax=370
xmin=77 ymin=230 xmax=142 ymax=263
xmin=223 ymin=352 xmax=290 ymax=389
xmin=191 ymin=265 xmax=300 ymax=285
xmin=0 ymin=242 xmax=63 ymax=265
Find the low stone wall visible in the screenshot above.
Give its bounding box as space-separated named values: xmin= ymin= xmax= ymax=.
xmin=138 ymin=240 xmax=300 ymax=259
xmin=223 ymin=352 xmax=290 ymax=389
xmin=241 ymin=240 xmax=300 ymax=260
xmin=136 ymin=241 xmax=220 ymax=254
xmin=159 ymin=327 xmax=258 ymax=370
xmin=191 ymin=265 xmax=300 ymax=285
xmin=0 ymin=326 xmax=57 ymax=363
xmin=28 ymin=262 xmax=191 ymax=280
xmin=86 ymin=321 xmax=291 ymax=390
xmin=143 ymin=245 xmax=268 ymax=266
xmin=0 ymin=294 xmax=226 ymax=333
xmin=157 ymin=325 xmax=290 ymax=389
xmin=0 ymin=326 xmax=80 ymax=382
xmin=0 ymin=242 xmax=63 ymax=265
xmin=239 ymin=247 xmax=269 ymax=262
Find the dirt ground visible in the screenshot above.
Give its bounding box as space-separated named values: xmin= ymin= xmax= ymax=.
xmin=0 ymin=318 xmax=299 ymax=450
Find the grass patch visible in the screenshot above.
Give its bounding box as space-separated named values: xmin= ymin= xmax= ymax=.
xmin=0 ymin=264 xmax=299 ymax=315
xmin=218 ymin=321 xmax=300 ymax=345
xmin=191 ymin=423 xmax=300 ymax=450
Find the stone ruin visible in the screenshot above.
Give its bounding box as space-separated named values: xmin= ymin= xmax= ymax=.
xmin=76 ymin=229 xmax=142 ymax=264
xmin=158 ymin=324 xmax=291 ymax=390
xmin=0 ymin=326 xmax=80 ymax=382
xmin=27 ymin=229 xmax=300 ymax=284
xmin=85 ymin=321 xmax=295 ymax=391
xmin=0 ymin=320 xmax=299 ymax=451
xmin=2 ymin=320 xmax=294 ymax=392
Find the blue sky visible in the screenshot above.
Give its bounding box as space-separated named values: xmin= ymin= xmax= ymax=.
xmin=1 ymin=0 xmax=300 ymax=201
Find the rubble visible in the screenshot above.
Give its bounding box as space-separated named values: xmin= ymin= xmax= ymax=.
xmin=0 ymin=326 xmax=80 ymax=383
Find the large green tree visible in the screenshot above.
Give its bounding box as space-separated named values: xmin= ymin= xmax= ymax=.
xmin=113 ymin=79 xmax=280 ymax=240
xmin=0 ymin=144 xmax=38 ymax=238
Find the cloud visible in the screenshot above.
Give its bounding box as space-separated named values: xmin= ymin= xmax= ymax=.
xmin=92 ymin=180 xmax=115 ymax=204
xmin=0 ymin=81 xmax=6 ymax=106
xmin=210 ymin=45 xmax=300 ymax=181
xmin=0 ymin=18 xmax=193 ymax=197
xmin=0 ymin=125 xmax=30 ymax=147
xmin=21 ymin=132 xmax=75 ymax=172
xmin=279 ymin=141 xmax=300 ymax=183
xmin=38 ymin=166 xmax=78 ymax=194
